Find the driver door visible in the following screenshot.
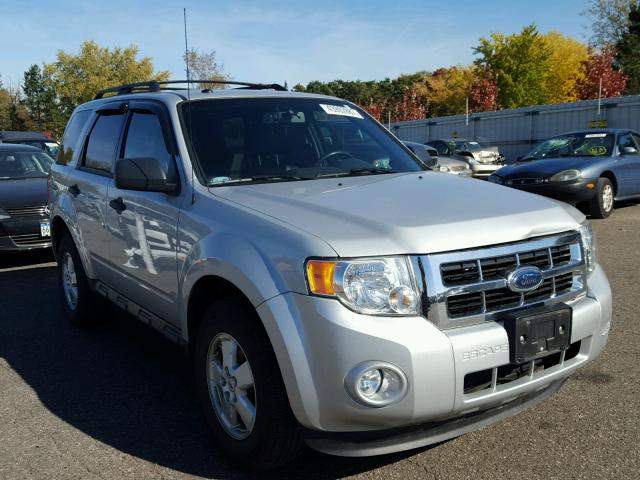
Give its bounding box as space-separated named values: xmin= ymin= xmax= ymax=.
xmin=616 ymin=132 xmax=640 ymax=196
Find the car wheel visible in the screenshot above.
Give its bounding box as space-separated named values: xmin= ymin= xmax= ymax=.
xmin=589 ymin=177 xmax=614 ymax=219
xmin=57 ymin=234 xmax=97 ymax=325
xmin=194 ymin=299 xmax=303 ymax=471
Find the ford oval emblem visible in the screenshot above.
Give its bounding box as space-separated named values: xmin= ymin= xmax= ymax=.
xmin=507 ymin=266 xmax=544 ymax=292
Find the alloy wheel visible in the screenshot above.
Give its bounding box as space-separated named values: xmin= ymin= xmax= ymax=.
xmin=62 ymin=252 xmax=78 ymax=311
xmin=602 ymin=184 xmax=614 ymax=212
xmin=206 ymin=333 xmax=257 ymax=440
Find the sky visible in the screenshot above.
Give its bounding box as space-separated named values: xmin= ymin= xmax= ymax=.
xmin=1 ymin=0 xmax=590 ymax=88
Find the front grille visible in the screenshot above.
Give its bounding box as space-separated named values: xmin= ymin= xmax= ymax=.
xmin=10 ymin=234 xmax=50 ymax=246
xmin=507 ymin=178 xmax=543 ymax=185
xmin=5 ymin=206 xmax=47 ymax=217
xmin=421 ymin=232 xmax=586 ymax=329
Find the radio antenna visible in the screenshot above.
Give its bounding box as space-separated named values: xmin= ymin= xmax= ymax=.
xmin=184 ymin=7 xmax=196 ymax=204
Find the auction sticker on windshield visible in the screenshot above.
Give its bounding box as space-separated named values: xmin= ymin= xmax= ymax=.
xmin=585 ymin=133 xmax=608 ymax=138
xmin=319 ymin=104 xmax=363 ymax=119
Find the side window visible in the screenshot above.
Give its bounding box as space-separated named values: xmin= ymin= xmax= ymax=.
xmin=123 ymin=111 xmax=173 ymax=173
xmin=631 ymin=134 xmax=640 ymax=150
xmin=435 ymin=141 xmax=448 ymax=155
xmin=57 ymin=110 xmax=91 ymax=165
xmin=82 ymin=113 xmax=126 ymax=174
xmin=618 ymin=133 xmax=636 ymax=153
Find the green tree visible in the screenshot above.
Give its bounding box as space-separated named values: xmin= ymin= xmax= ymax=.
xmin=616 ymin=3 xmax=640 ymax=94
xmin=0 ymin=76 xmax=33 ymax=131
xmin=582 ymin=0 xmax=638 ymax=48
xmin=474 ymin=24 xmax=552 ymax=109
xmin=45 ymin=41 xmax=170 ymax=124
xmin=418 ymin=66 xmax=474 ymax=117
xmin=22 ymin=64 xmax=62 ymax=133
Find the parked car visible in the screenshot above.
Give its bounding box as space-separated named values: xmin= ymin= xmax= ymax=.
xmin=0 ymin=131 xmax=60 ymax=159
xmin=0 ymin=144 xmax=53 ymax=250
xmin=426 ymin=138 xmax=504 ymax=178
xmin=489 ymin=129 xmax=640 ymax=218
xmin=403 ymin=141 xmax=472 ymax=177
xmin=49 ymin=80 xmax=611 ymax=471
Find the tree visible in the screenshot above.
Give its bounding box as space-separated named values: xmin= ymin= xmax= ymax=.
xmin=469 ymin=74 xmax=499 ymax=112
xmin=394 ymin=86 xmax=427 ymax=122
xmin=543 ymin=32 xmax=589 ymax=103
xmin=616 ymin=3 xmax=640 ymax=94
xmin=576 ymin=45 xmax=628 ymax=99
xmin=474 ymin=24 xmax=552 ymax=109
xmin=22 ymin=64 xmax=62 ymax=133
xmin=0 ymin=79 xmax=33 ymax=131
xmin=45 ymin=41 xmax=170 ymax=124
xmin=419 ymin=67 xmax=475 ymax=117
xmin=582 ymin=0 xmax=637 ymax=47
xmin=183 ymin=48 xmax=228 ymax=88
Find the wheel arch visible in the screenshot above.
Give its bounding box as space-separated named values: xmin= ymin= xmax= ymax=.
xmin=600 ymin=170 xmax=618 ymax=195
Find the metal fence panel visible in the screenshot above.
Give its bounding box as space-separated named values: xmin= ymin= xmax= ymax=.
xmin=390 ymin=95 xmax=640 ymax=162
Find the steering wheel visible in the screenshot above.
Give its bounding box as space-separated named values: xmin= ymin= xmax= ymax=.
xmin=317 ymin=150 xmax=354 ymax=167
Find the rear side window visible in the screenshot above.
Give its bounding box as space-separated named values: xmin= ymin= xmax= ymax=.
xmin=123 ymin=111 xmax=173 ymax=174
xmin=631 ymin=134 xmax=640 ymax=150
xmin=57 ymin=110 xmax=91 ymax=165
xmin=618 ymin=133 xmax=636 ymax=152
xmin=82 ymin=113 xmax=126 ymax=174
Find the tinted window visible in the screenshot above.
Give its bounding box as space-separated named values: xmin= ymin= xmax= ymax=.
xmin=0 ymin=151 xmax=54 ymax=180
xmin=181 ymin=98 xmax=422 ymax=185
xmin=632 ymin=134 xmax=640 ymax=149
xmin=58 ymin=110 xmax=91 ymax=165
xmin=123 ymin=111 xmax=173 ymax=173
xmin=82 ymin=113 xmax=125 ymax=174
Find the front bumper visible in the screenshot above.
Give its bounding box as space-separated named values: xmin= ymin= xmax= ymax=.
xmin=505 ymin=178 xmax=598 ymax=203
xmin=470 ymin=163 xmax=502 ymax=178
xmin=257 ymin=265 xmax=611 ymax=454
xmin=0 ymin=217 xmax=51 ymax=251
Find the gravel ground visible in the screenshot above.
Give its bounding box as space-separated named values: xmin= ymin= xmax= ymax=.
xmin=0 ymin=202 xmax=638 ymax=480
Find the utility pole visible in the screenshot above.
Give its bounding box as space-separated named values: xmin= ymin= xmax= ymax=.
xmin=465 ymin=97 xmax=469 ymax=126
xmin=597 ymin=77 xmax=602 ymax=116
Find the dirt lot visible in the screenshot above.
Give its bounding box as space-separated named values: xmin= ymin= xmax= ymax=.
xmin=1 ymin=203 xmax=638 ymax=480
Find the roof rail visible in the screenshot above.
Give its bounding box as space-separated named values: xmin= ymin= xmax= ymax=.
xmin=94 ymin=80 xmax=287 ymax=99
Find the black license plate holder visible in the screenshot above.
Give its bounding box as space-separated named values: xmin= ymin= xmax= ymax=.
xmin=504 ymin=305 xmax=572 ymax=364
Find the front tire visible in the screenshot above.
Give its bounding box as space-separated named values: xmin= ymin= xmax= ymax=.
xmin=589 ymin=177 xmax=614 ymax=219
xmin=193 ymin=299 xmax=303 ymax=471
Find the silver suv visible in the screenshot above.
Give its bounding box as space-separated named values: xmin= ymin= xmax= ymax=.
xmin=49 ymin=81 xmax=612 ymax=472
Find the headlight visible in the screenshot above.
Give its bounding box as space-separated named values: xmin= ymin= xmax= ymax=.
xmin=438 ymin=165 xmax=450 ymax=172
xmin=466 ymin=157 xmax=479 ymax=164
xmin=579 ymin=220 xmax=597 ymax=272
xmin=0 ymin=208 xmax=10 ymax=220
xmin=306 ymin=257 xmax=420 ymax=315
xmin=550 ymin=169 xmax=581 ymax=182
xmin=488 ymin=175 xmax=503 ymax=184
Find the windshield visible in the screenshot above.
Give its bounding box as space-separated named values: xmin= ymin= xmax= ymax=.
xmin=522 ymin=133 xmax=615 ymax=160
xmin=45 ymin=141 xmax=60 ymax=159
xmin=180 ymin=98 xmax=423 ymax=185
xmin=0 ymin=151 xmax=54 ymax=180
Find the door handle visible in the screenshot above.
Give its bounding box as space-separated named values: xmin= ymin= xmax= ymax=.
xmin=68 ymin=184 xmax=80 ymax=197
xmin=109 ymin=197 xmax=127 ymax=214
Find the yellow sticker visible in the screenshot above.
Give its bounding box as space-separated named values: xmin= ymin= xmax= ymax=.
xmin=589 ymin=146 xmax=607 ymax=156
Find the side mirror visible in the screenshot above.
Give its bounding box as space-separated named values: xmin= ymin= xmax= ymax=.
xmin=115 ymin=157 xmax=178 ymax=193
xmin=620 ymin=146 xmax=638 ymax=155
xmin=425 ymin=156 xmax=438 ymax=168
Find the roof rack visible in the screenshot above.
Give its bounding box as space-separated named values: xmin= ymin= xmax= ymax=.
xmin=94 ymin=80 xmax=287 ymax=99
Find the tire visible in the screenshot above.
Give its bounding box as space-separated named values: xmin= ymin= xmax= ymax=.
xmin=56 ymin=234 xmax=98 ymax=325
xmin=588 ymin=177 xmax=615 ymax=219
xmin=193 ymin=299 xmax=303 ymax=471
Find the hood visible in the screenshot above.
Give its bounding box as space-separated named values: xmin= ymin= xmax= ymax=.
xmin=211 ymin=172 xmax=584 ymax=257
xmin=0 ymin=178 xmax=48 ymax=209
xmin=497 ymin=157 xmax=596 ymax=178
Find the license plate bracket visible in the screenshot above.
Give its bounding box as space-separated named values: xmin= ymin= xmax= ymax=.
xmin=40 ymin=221 xmax=51 ymax=238
xmin=504 ymin=304 xmax=572 ymax=364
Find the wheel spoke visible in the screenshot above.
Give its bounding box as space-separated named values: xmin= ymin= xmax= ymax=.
xmin=220 ymin=338 xmax=238 ymax=370
xmin=231 ymin=361 xmax=254 ymax=390
xmin=209 ymin=358 xmax=223 ymax=380
xmin=234 ymin=394 xmax=256 ymax=431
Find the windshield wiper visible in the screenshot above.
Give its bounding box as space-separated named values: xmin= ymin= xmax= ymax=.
xmin=317 ymin=167 xmax=396 ymax=178
xmin=250 ymin=174 xmax=312 ymax=181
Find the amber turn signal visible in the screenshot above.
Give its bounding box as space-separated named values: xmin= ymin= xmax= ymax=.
xmin=306 ymin=260 xmax=337 ymax=296
xmin=586 ymin=182 xmax=595 ymax=189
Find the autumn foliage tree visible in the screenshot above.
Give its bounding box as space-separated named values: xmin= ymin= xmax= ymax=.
xmin=576 ymin=45 xmax=628 ymax=99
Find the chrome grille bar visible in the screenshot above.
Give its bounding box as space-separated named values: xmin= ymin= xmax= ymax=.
xmin=414 ymin=231 xmax=586 ymax=330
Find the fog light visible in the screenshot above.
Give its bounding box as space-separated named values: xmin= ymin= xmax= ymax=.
xmin=345 ymin=362 xmax=408 ymax=407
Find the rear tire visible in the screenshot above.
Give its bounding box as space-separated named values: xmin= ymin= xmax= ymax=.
xmin=193 ymin=299 xmax=303 ymax=472
xmin=56 ymin=234 xmax=97 ymax=325
xmin=588 ymin=177 xmax=614 ymax=219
